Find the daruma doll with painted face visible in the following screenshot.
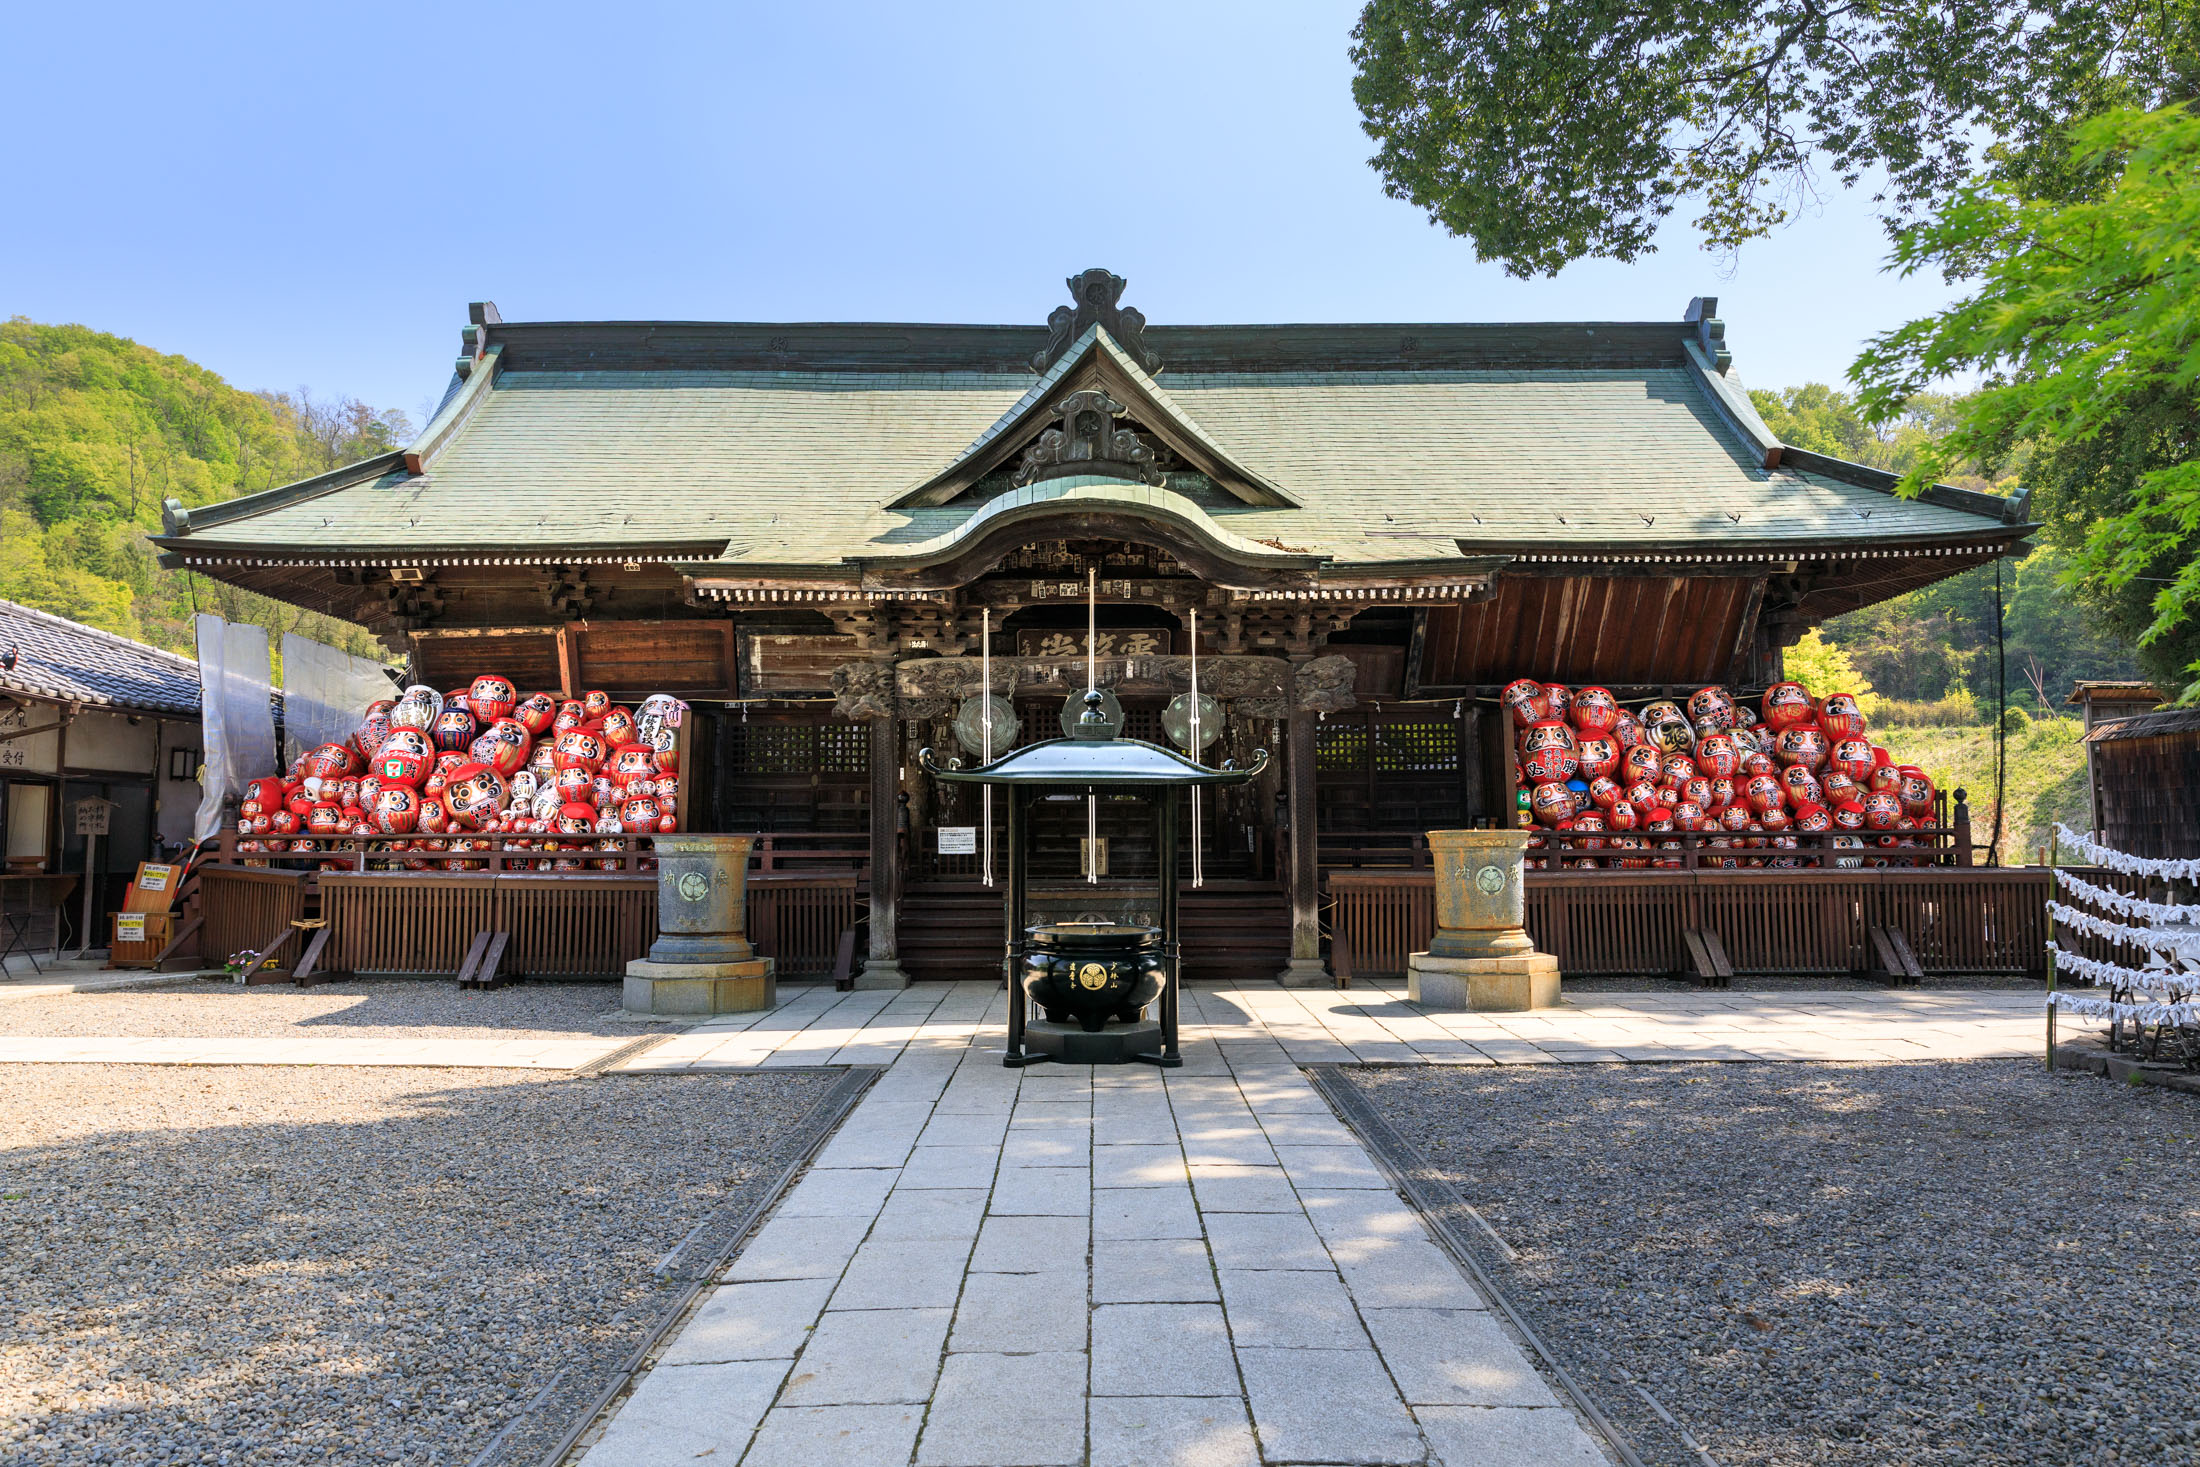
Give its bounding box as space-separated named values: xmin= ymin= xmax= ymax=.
xmin=1761 ymin=682 xmax=1815 ymax=732
xmin=1530 ymin=782 xmax=1575 ymax=827
xmin=1570 ymin=687 xmax=1620 ymax=735
xmin=1686 ymin=685 xmax=1737 ymax=731
xmin=1744 ymin=774 xmax=1785 ymax=816
xmin=582 ymin=689 xmax=614 ymax=720
xmin=1831 ymin=738 xmax=1876 ymax=782
xmin=468 ymin=675 xmax=518 ymax=723
xmin=1574 ymin=736 xmax=1621 ymax=780
xmin=1779 ymin=766 xmax=1825 ymax=808
xmin=608 ymin=746 xmax=659 ymax=787
xmin=376 ymin=729 xmax=432 ymax=788
xmin=1693 ymin=733 xmax=1740 ymax=779
xmin=513 ymin=692 xmax=558 ymax=737
xmin=598 ymin=706 xmax=637 ymax=749
xmin=372 ymin=785 xmax=421 ymax=834
xmin=432 ymin=707 xmax=478 ymax=753
xmin=1542 ymin=684 xmax=1573 ymax=724
xmin=1618 ymin=744 xmax=1663 ymax=786
xmin=554 ymin=729 xmax=608 ymax=775
xmin=470 ymin=719 xmax=533 ymax=777
xmin=1500 ymin=679 xmax=1550 ymax=728
xmin=1818 ymin=693 xmax=1867 ymax=738
xmin=1897 ymin=766 xmax=1936 ymax=817
xmin=444 ymin=764 xmax=508 ymax=830
xmin=553 ymin=700 xmax=588 ymax=737
xmin=1522 ymin=720 xmax=1576 ymax=761
xmin=1774 ymin=726 xmax=1828 ymax=771
xmin=390 ymin=685 xmax=443 ymax=733
xmin=1863 ymin=790 xmax=1904 ymax=830
xmin=1640 ymin=703 xmax=1694 ymax=754
xmin=617 ymin=793 xmax=664 ymax=831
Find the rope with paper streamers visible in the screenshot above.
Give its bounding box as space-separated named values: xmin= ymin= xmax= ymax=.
xmin=2055 ymin=868 xmax=2200 ymax=925
xmin=2047 ymin=944 xmax=2200 ymax=999
xmin=2055 ymin=824 xmax=2200 ymax=881
xmin=2047 ymin=902 xmax=2200 ymax=955
xmin=2047 ymin=990 xmax=2200 ymax=1027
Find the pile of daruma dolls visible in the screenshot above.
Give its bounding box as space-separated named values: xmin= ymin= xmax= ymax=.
xmin=1505 ymin=679 xmax=1941 ymax=870
xmin=232 ymin=675 xmax=689 ymax=872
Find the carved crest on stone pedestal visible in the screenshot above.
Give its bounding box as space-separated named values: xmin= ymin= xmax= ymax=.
xmin=1013 ymin=388 xmax=1164 ymax=489
xmin=1032 ymin=269 xmax=1161 ymax=375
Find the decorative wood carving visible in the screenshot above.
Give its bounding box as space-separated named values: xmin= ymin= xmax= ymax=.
xmin=830 ymin=661 xmax=897 ymax=722
xmin=1012 ymin=388 xmax=1164 ymax=488
xmin=1032 ymin=269 xmax=1160 ymax=375
xmin=379 ymin=575 xmax=444 ymax=631
xmin=1294 ymin=655 xmax=1359 ymax=714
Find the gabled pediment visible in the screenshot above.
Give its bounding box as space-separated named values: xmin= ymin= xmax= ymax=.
xmin=887 ymin=324 xmax=1298 ymax=510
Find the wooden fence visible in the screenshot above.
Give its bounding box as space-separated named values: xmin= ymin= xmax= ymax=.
xmin=198 ymin=867 xmax=312 ymax=968
xmin=1328 ymin=866 xmax=2055 ymax=980
xmin=200 ymin=866 xmax=854 ymax=981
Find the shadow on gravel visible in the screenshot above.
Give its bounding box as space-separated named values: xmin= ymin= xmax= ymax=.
xmin=0 ymin=1065 xmax=851 ymax=1467
xmin=1342 ymin=1060 xmax=2200 ymax=1467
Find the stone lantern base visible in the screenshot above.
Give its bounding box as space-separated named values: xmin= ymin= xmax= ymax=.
xmin=1407 ymin=950 xmax=1560 ymax=1012
xmin=623 ymin=956 xmax=776 ymax=1016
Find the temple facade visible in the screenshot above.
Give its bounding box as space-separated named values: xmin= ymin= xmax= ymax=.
xmin=156 ymin=271 xmax=2035 ymax=985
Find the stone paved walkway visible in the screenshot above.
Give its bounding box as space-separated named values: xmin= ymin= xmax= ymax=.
xmin=575 ymin=982 xmax=2056 ymax=1466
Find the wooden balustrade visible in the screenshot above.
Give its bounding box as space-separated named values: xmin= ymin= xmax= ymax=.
xmin=197 ymin=867 xmax=313 ymax=969
xmin=1327 ymin=865 xmax=2057 ymax=981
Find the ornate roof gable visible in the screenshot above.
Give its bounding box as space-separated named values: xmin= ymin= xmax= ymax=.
xmin=890 ymin=274 xmax=1297 ymax=510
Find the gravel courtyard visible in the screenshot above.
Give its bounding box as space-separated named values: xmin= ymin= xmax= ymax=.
xmin=0 ymin=980 xmax=647 ymax=1041
xmin=0 ymin=1063 xmax=844 ymax=1466
xmin=1350 ymin=1060 xmax=2200 ymax=1467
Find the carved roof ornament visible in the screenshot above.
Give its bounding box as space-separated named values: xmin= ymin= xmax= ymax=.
xmin=1012 ymin=388 xmax=1165 ymax=489
xmin=1032 ymin=269 xmax=1160 ymax=375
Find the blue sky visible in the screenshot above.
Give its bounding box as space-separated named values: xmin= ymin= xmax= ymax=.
xmin=7 ymin=1 xmax=1957 ymax=424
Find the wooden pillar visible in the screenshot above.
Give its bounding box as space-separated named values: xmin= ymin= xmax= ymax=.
xmin=1279 ymin=677 xmax=1326 ymax=986
xmin=857 ymin=709 xmax=907 ymax=989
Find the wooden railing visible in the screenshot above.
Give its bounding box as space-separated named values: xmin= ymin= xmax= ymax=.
xmin=200 ymin=829 xmax=860 ymax=980
xmin=1328 ymin=865 xmax=2055 ymax=980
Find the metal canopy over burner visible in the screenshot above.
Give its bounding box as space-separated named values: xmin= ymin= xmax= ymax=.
xmin=920 ymin=689 xmax=1267 ymax=1067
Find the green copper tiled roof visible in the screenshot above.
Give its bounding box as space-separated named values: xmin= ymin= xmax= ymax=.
xmin=163 ymin=342 xmax=2020 ymax=569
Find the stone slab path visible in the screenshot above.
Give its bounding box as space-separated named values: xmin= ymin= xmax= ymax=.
xmin=576 ymin=982 xmax=2057 ymax=1466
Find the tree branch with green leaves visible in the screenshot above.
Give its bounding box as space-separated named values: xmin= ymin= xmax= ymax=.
xmin=1851 ymin=105 xmax=2200 ymax=704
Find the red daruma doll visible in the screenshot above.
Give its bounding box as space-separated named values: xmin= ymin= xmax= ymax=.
xmin=1693 ymin=733 xmax=1740 ymax=779
xmin=513 ymin=692 xmax=558 ymax=737
xmin=1897 ymin=765 xmax=1936 ymax=818
xmin=1687 ymin=685 xmax=1737 ymax=731
xmin=469 ymin=674 xmax=518 ymax=723
xmin=376 ymin=729 xmax=432 ymax=788
xmin=372 ymin=784 xmax=421 ymax=834
xmin=1831 ymin=738 xmax=1876 ymax=782
xmin=1574 ymin=735 xmax=1621 ymax=780
xmin=1744 ymin=774 xmax=1785 ymax=817
xmin=554 ymin=728 xmax=608 ymax=776
xmin=1619 ymin=743 xmax=1662 ymax=786
xmin=1761 ymin=681 xmax=1814 ymax=732
xmin=1774 ymin=725 xmax=1829 ymax=771
xmin=444 ymin=764 xmax=508 ymax=830
xmin=1530 ymin=782 xmax=1575 ymax=827
xmin=1818 ymin=693 xmax=1867 ymax=738
xmin=1863 ymin=790 xmax=1904 ymax=830
xmin=1542 ymin=684 xmax=1573 ymax=724
xmin=1523 ymin=744 xmax=1577 ymax=785
xmin=1501 ymin=679 xmax=1551 ymax=728
xmin=1570 ymin=686 xmax=1621 ymax=735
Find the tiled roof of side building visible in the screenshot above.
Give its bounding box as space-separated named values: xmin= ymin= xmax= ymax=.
xmin=154 ymin=315 xmax=2031 ymax=569
xmin=0 ymin=601 xmax=202 ymax=717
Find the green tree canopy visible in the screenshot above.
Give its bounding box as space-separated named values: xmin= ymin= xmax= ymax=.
xmin=0 ymin=318 xmax=405 ymax=660
xmin=1349 ymin=0 xmax=2194 ymax=276
xmin=1852 ymin=105 xmax=2200 ymax=703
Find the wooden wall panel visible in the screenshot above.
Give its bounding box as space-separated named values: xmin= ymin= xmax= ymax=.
xmin=1417 ymin=576 xmax=1754 ymax=688
xmin=575 ymin=622 xmax=735 ymax=697
xmin=414 ymin=631 xmax=565 ymax=692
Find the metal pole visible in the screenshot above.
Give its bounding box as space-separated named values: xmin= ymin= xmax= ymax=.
xmin=1087 ymin=568 xmax=1098 ymax=885
xmin=982 ymin=608 xmax=993 ymax=888
xmin=1159 ymin=789 xmax=1181 ymax=1063
xmin=1190 ymin=609 xmax=1203 ymax=889
xmin=1004 ymin=789 xmax=1028 ymax=1063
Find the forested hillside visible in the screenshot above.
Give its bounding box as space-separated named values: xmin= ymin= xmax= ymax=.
xmin=1751 ymin=385 xmax=2140 ymax=711
xmin=0 ymin=318 xmax=406 ymax=660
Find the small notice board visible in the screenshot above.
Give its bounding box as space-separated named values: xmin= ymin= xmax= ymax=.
xmin=937 ymin=827 xmax=978 ymax=856
xmin=74 ymin=797 xmax=114 ymax=837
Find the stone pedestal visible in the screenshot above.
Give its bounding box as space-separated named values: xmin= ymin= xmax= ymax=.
xmin=1408 ymin=829 xmax=1561 ymax=1011
xmin=1022 ymin=1016 xmax=1163 ymax=1065
xmin=1408 ymin=951 xmax=1559 ymax=1012
xmin=624 ymin=833 xmax=777 ymax=1015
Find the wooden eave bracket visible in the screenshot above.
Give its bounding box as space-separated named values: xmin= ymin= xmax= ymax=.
xmin=888 ymin=326 xmax=1299 ymax=511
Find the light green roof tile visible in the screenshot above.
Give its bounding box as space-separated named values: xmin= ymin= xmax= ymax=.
xmin=170 ymin=362 xmax=2012 ymax=566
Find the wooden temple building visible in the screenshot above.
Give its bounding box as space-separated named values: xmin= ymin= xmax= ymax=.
xmin=157 ymin=271 xmax=2044 ymax=986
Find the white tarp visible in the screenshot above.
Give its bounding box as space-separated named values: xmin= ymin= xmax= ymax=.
xmin=281 ymin=633 xmax=393 ymax=766
xmin=193 ymin=615 xmax=275 ymax=841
